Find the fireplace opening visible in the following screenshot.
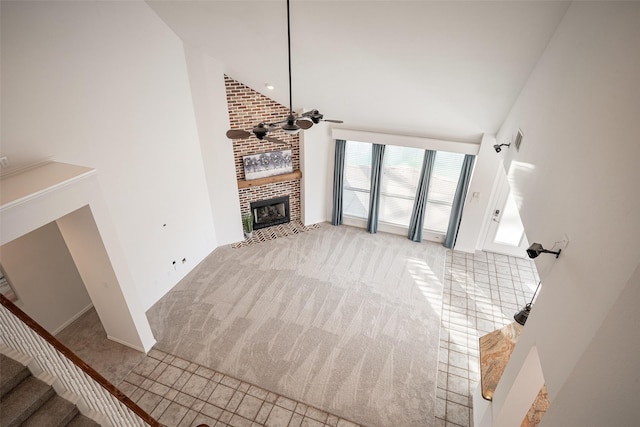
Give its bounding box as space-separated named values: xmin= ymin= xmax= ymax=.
xmin=250 ymin=196 xmax=290 ymax=230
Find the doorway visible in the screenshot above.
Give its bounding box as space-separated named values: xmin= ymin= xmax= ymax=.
xmin=483 ymin=167 xmax=529 ymax=258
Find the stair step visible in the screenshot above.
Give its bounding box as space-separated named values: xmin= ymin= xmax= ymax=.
xmin=0 ymin=375 xmax=55 ymax=427
xmin=66 ymin=413 xmax=102 ymax=427
xmin=0 ymin=353 xmax=30 ymax=399
xmin=22 ymin=395 xmax=78 ymax=427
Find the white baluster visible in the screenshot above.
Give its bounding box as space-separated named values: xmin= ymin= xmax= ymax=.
xmin=0 ymin=304 xmax=155 ymax=427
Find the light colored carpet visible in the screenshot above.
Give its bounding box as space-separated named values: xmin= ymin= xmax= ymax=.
xmin=146 ymin=224 xmax=445 ymax=427
xmin=56 ymin=308 xmax=146 ymax=386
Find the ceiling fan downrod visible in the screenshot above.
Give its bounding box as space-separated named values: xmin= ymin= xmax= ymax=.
xmin=225 ymin=0 xmax=342 ymax=143
xmin=282 ymin=0 xmax=301 ymax=135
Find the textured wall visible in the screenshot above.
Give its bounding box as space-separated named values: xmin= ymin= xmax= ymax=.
xmin=225 ymin=76 xmax=301 ymax=221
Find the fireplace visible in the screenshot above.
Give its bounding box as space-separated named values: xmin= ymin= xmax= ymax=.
xmin=250 ymin=196 xmax=290 ymax=230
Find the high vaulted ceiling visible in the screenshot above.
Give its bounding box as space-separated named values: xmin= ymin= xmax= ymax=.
xmin=146 ymin=1 xmax=570 ymax=142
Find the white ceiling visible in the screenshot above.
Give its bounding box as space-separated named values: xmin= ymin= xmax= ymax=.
xmin=146 ymin=1 xmax=570 ymax=142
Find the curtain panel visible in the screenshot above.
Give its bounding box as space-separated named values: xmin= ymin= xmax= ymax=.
xmin=408 ymin=150 xmax=436 ymax=242
xmin=444 ymin=154 xmax=476 ymax=249
xmin=366 ymin=144 xmax=385 ymax=233
xmin=331 ymin=139 xmax=347 ymax=225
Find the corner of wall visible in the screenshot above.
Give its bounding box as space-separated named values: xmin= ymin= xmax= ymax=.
xmin=224 ymin=76 xmax=303 ymax=224
xmin=183 ymin=46 xmax=243 ymax=246
xmin=454 ymin=134 xmax=501 ymax=253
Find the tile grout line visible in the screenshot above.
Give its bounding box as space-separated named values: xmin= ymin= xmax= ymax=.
xmin=120 ymin=347 xmax=361 ymax=427
xmin=435 ymin=249 xmax=539 ymax=427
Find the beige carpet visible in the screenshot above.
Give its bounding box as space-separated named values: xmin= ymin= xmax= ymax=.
xmin=146 ymin=224 xmax=445 ymax=427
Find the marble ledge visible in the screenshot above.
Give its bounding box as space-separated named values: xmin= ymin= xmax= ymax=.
xmin=479 ymin=321 xmax=550 ymax=427
xmin=479 ymin=321 xmax=522 ymax=401
xmin=522 ymin=385 xmax=550 ymax=427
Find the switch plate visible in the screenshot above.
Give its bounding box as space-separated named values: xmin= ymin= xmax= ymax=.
xmin=0 ymin=157 xmax=9 ymax=168
xmin=560 ymin=233 xmax=569 ymax=250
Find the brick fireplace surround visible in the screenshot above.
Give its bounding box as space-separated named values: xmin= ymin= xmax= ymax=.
xmin=224 ymin=76 xmax=301 ymax=223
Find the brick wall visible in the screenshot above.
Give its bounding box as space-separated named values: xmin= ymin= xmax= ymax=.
xmin=225 ymin=76 xmax=301 ymax=221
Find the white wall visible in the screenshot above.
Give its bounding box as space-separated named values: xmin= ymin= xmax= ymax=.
xmin=454 ymin=134 xmax=501 ymax=253
xmin=0 ymin=165 xmax=156 ymax=352
xmin=540 ymin=262 xmax=640 ymax=426
xmin=490 ymin=2 xmax=640 ymax=425
xmin=182 ymin=45 xmax=243 ymax=245
xmin=300 ymin=122 xmax=333 ymax=225
xmin=0 ymin=222 xmax=92 ymax=334
xmin=1 ymin=1 xmax=218 ymax=309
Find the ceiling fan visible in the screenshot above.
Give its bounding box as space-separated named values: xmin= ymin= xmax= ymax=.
xmin=225 ymin=0 xmax=342 ymax=145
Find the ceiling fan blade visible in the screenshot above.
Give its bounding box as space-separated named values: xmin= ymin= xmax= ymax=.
xmin=323 ymin=119 xmax=344 ymax=123
xmin=265 ymin=136 xmax=290 ymax=145
xmin=297 ymin=119 xmax=313 ymax=130
xmin=226 ymin=129 xmax=251 ymax=139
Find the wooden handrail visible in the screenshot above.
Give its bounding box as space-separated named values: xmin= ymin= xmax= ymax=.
xmin=0 ymin=293 xmax=162 ymax=427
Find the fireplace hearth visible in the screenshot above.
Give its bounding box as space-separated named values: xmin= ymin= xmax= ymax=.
xmin=250 ymin=196 xmax=290 ymax=230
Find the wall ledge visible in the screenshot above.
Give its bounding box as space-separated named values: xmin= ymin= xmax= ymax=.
xmin=237 ymin=170 xmax=302 ymax=189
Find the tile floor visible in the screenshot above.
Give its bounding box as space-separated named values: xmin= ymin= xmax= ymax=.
xmin=118 ymin=348 xmax=361 ymax=427
xmin=435 ymin=250 xmax=539 ymax=427
xmin=115 ymin=248 xmax=537 ymax=427
xmin=232 ymin=221 xmax=320 ymax=248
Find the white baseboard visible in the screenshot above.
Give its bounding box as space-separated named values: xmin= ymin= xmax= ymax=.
xmin=52 ymin=303 xmax=94 ymax=335
xmin=341 ymin=215 xmax=446 ymax=243
xmin=106 ymin=334 xmax=154 ymax=354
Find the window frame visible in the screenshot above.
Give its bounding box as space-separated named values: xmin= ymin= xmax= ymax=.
xmin=337 ymin=133 xmax=477 ymax=241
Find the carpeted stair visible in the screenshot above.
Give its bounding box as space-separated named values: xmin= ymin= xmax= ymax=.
xmin=0 ymin=353 xmax=100 ymax=427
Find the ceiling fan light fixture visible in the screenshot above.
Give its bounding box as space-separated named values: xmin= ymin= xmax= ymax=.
xmin=281 ymin=114 xmax=300 ymax=135
xmin=252 ymin=123 xmax=271 ymax=140
xmin=282 ymin=124 xmax=301 ymax=135
xmin=310 ymin=110 xmax=323 ymax=123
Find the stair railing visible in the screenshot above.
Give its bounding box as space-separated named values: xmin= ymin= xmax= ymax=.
xmin=0 ymin=294 xmax=161 ymax=427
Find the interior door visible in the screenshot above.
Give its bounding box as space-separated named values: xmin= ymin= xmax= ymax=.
xmin=482 ymin=168 xmax=530 ymax=258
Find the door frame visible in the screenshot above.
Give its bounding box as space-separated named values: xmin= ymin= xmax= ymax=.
xmin=481 ymin=165 xmax=529 ymax=258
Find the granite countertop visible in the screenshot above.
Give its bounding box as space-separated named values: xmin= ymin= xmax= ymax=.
xmin=479 ymin=321 xmax=523 ymax=401
xmin=478 ymin=321 xmax=550 ymax=427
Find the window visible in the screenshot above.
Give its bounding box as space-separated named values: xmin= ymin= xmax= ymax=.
xmin=424 ymin=151 xmax=465 ymax=233
xmin=379 ymin=145 xmax=424 ymax=227
xmin=343 ymin=141 xmax=372 ymax=219
xmin=341 ymin=141 xmax=466 ymax=235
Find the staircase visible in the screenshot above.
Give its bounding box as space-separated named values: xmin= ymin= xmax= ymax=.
xmin=0 ymin=353 xmax=100 ymax=427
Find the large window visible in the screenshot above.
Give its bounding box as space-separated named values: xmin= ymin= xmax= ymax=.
xmin=343 ymin=141 xmax=372 ymax=218
xmin=379 ymin=145 xmax=424 ymax=226
xmin=424 ymin=151 xmax=465 ymax=233
xmin=341 ymin=141 xmax=466 ymax=235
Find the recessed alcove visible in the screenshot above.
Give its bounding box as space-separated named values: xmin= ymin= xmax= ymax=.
xmin=0 ymin=162 xmax=155 ymax=352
